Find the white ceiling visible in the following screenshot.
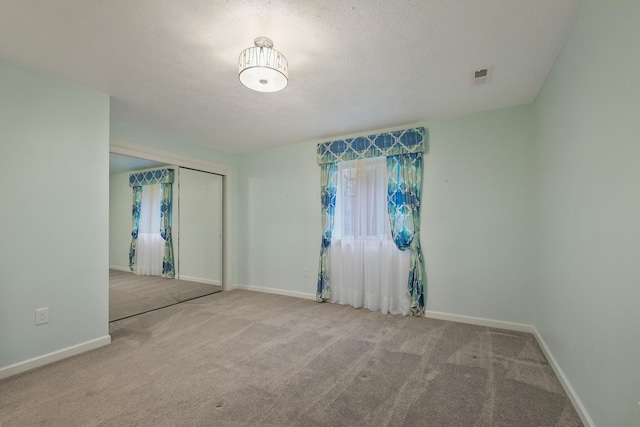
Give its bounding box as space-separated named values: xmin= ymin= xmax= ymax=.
xmin=109 ymin=153 xmax=167 ymax=175
xmin=0 ymin=1 xmax=582 ymax=154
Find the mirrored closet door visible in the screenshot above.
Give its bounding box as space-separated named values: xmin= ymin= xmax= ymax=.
xmin=108 ymin=154 xmax=223 ymax=322
xmin=176 ymin=168 xmax=223 ymax=302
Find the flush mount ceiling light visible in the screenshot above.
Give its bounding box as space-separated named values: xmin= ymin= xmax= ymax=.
xmin=238 ymin=37 xmax=288 ymax=93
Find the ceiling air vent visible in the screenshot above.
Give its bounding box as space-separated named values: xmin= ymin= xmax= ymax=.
xmin=472 ymin=67 xmax=492 ymax=86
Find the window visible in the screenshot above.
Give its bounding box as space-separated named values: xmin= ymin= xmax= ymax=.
xmin=333 ymin=157 xmax=391 ymax=240
xmin=329 ymin=157 xmax=411 ymax=315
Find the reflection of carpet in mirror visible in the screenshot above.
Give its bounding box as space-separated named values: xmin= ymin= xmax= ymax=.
xmin=178 ymin=278 xmax=223 ymax=302
xmin=109 ymin=269 xmax=221 ymax=321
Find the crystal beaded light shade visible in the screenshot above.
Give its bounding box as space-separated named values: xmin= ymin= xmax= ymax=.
xmin=238 ymin=37 xmax=288 ymax=92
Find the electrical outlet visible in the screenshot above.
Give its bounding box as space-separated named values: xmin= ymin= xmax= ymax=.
xmin=303 ymin=267 xmax=309 ymax=277
xmin=35 ymin=307 xmax=49 ymax=325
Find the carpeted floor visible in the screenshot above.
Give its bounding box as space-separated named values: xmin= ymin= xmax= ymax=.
xmin=0 ymin=290 xmax=582 ymax=426
xmin=109 ymin=269 xmax=221 ymax=321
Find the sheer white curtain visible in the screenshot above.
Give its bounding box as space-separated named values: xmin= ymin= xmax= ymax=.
xmin=329 ymin=157 xmax=411 ymax=315
xmin=135 ymin=184 xmax=165 ymax=276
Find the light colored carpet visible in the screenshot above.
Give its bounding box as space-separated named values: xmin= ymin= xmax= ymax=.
xmin=0 ymin=290 xmax=582 ymax=426
xmin=109 ymin=269 xmax=221 ymax=321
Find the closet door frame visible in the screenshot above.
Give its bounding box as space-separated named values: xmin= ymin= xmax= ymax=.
xmin=110 ymin=140 xmax=232 ymax=291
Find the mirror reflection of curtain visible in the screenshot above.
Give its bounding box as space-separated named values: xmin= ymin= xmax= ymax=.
xmin=136 ymin=184 xmax=164 ymax=276
xmin=160 ymin=182 xmax=175 ymax=278
xmin=128 ymin=168 xmax=175 ymax=278
xmin=128 ymin=186 xmax=142 ymax=272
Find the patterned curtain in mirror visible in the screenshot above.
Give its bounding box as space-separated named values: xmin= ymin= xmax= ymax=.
xmin=128 ymin=186 xmax=142 ymax=272
xmin=128 ymin=169 xmax=176 ymax=279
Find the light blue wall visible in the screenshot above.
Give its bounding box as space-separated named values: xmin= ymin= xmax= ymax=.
xmin=236 ymin=105 xmax=536 ymax=324
xmin=424 ymin=106 xmax=535 ymax=323
xmin=237 ymin=141 xmax=322 ymax=297
xmin=109 ymin=172 xmax=131 ymax=269
xmin=111 ymin=118 xmax=236 ymax=167
xmin=0 ymin=59 xmax=110 ymax=368
xmin=532 ymin=0 xmax=640 ymax=425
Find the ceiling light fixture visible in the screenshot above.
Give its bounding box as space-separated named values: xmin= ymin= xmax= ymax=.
xmin=238 ymin=37 xmax=288 ymax=93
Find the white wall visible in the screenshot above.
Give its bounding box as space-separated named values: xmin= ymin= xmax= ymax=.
xmin=0 ymin=59 xmax=110 ymax=370
xmin=532 ymin=0 xmax=640 ymax=425
xmin=109 ymin=172 xmax=132 ymax=270
xmin=236 ymin=105 xmax=536 ymax=324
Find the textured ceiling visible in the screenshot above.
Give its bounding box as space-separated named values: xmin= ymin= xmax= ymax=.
xmin=0 ymin=1 xmax=582 ymax=153
xmin=109 ymin=153 xmax=167 ymax=175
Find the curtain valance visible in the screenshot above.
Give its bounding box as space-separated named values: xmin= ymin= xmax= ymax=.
xmin=129 ymin=169 xmax=175 ymax=187
xmin=317 ymin=127 xmax=427 ymax=165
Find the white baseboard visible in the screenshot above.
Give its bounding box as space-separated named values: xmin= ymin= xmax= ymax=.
xmin=0 ymin=335 xmax=111 ymax=380
xmin=423 ymin=310 xmax=535 ymax=333
xmin=532 ymin=327 xmax=595 ymax=427
xmin=231 ymin=283 xmax=316 ymax=301
xmin=425 ymin=310 xmax=594 ymax=426
xmin=179 ymin=275 xmax=222 ymax=286
xmin=108 ymin=265 xmax=130 ymax=272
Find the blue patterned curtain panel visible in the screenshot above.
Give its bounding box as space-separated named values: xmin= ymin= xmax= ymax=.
xmin=129 ymin=168 xmax=175 ymax=187
xmin=128 ymin=168 xmax=175 ymax=278
xmin=128 ymin=186 xmax=143 ymax=272
xmin=387 ymin=153 xmax=425 ymax=315
xmin=316 ymin=127 xmax=428 ymax=315
xmin=316 ymin=163 xmax=338 ymax=302
xmin=317 ymin=127 xmax=426 ymax=165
